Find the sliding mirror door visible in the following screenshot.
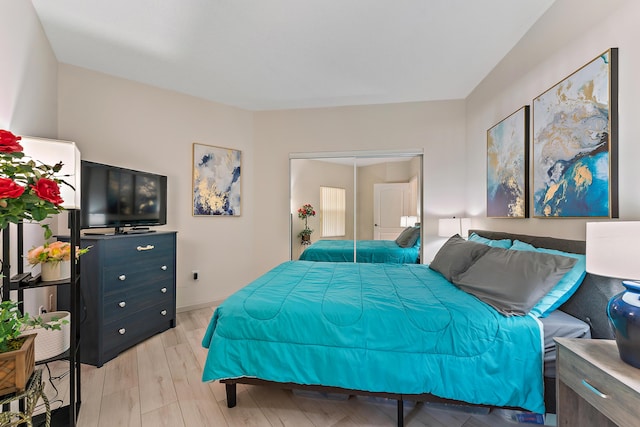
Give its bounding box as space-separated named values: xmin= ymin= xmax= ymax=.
xmin=290 ymin=150 xmax=423 ymax=263
xmin=290 ymin=157 xmax=355 ymax=261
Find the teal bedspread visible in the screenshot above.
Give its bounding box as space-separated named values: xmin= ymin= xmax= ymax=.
xmin=299 ymin=239 xmax=420 ymax=263
xmin=202 ymin=261 xmax=545 ymax=413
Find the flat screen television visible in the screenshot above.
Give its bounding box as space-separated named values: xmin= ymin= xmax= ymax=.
xmin=80 ymin=160 xmax=167 ymax=233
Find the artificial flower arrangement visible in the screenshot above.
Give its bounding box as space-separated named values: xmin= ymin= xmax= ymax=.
xmin=0 ymin=129 xmax=67 ymax=239
xmin=27 ymin=241 xmax=90 ymax=266
xmin=0 ymin=130 xmax=73 ymax=353
xmin=297 ymin=203 xmax=316 ymax=238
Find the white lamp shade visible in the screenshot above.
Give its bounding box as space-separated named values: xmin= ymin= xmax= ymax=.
xmin=20 ymin=136 xmax=81 ymax=209
xmin=400 ymin=216 xmax=418 ymax=227
xmin=586 ymin=221 xmax=640 ymax=280
xmin=460 ymin=218 xmax=471 ymax=238
xmin=438 ymin=218 xmax=460 ymax=237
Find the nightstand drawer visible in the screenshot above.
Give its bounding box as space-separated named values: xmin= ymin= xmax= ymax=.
xmin=557 ymin=339 xmax=640 ymax=427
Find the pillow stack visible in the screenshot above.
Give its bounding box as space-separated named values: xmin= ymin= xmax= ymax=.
xmin=429 ymin=234 xmax=584 ymax=317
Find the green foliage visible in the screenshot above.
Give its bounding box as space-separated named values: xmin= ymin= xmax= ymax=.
xmin=0 ymin=300 xmax=66 ymax=353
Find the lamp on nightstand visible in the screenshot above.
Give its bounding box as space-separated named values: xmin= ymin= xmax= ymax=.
xmin=438 ymin=217 xmax=471 ymax=239
xmin=586 ymin=221 xmax=640 ymax=368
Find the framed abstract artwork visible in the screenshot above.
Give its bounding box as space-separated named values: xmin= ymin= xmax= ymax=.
xmin=192 ymin=143 xmax=242 ymax=216
xmin=487 ymin=105 xmax=529 ymax=218
xmin=532 ymin=48 xmax=618 ymax=218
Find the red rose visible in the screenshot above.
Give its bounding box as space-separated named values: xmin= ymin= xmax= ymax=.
xmin=31 ymin=178 xmax=64 ymax=205
xmin=0 ymin=177 xmax=26 ymax=199
xmin=0 ymin=130 xmax=23 ymax=153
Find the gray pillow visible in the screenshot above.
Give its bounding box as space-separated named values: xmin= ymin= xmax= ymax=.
xmin=429 ymin=235 xmax=491 ymax=281
xmin=395 ymin=227 xmax=420 ymax=248
xmin=452 ymin=247 xmax=578 ymax=316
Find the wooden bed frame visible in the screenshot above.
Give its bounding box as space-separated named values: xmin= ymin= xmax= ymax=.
xmin=220 ymin=230 xmax=623 ymax=427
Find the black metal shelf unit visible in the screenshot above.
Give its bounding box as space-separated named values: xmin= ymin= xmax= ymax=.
xmin=1 ymin=210 xmax=82 ymax=427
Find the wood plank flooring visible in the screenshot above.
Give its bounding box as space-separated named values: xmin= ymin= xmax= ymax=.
xmin=30 ymin=306 xmax=554 ymax=426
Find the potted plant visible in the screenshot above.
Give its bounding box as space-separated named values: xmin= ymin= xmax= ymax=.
xmin=297 ymin=203 xmax=316 ymax=243
xmin=27 ymin=241 xmax=90 ymax=282
xmin=0 ymin=130 xmax=71 ymax=393
xmin=0 ymin=300 xmax=65 ymax=395
xmin=0 ymin=129 xmax=68 ymax=239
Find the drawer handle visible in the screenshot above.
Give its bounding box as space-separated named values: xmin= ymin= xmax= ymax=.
xmin=161 ymin=310 xmax=167 ymax=316
xmin=119 ymin=274 xmax=126 ymax=281
xmin=119 ymin=301 xmax=126 ymax=308
xmin=161 ymin=265 xmax=167 ymax=271
xmin=581 ymin=379 xmax=608 ymax=399
xmin=137 ymin=245 xmax=155 ymax=251
xmin=119 ymin=328 xmax=126 ymax=335
xmin=161 ymin=287 xmax=167 ymax=293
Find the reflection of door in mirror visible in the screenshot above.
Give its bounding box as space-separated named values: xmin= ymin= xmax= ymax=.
xmin=290 ymin=152 xmax=422 ymax=262
xmin=373 ymin=183 xmax=410 ymax=240
xmin=356 ymin=157 xmax=421 ymax=241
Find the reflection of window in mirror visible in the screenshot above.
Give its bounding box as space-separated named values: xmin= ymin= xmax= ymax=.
xmin=320 ymin=186 xmax=346 ymax=237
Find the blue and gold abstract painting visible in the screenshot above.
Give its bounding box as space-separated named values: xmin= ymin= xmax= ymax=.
xmin=193 ymin=143 xmax=241 ymax=216
xmin=533 ymin=49 xmax=617 ymax=217
xmin=487 ymin=106 xmax=529 ymax=218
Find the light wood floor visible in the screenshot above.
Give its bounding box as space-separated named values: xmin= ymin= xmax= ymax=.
xmin=33 ymin=306 xmax=554 ymax=426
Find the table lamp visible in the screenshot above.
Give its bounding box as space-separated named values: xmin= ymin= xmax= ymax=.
xmin=438 ymin=217 xmax=471 ymax=239
xmin=586 ymin=221 xmax=640 ymax=368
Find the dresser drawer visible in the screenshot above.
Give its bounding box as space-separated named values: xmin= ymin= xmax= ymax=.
xmin=102 ymin=302 xmax=175 ymax=357
xmin=558 ymin=343 xmax=638 ymax=426
xmin=103 ymin=261 xmax=174 ymax=295
xmin=103 ymin=284 xmax=174 ymax=324
xmin=100 ymin=233 xmax=175 ymax=267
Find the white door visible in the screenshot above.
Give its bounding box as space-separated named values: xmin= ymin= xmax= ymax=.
xmin=373 ymin=183 xmax=409 ymax=240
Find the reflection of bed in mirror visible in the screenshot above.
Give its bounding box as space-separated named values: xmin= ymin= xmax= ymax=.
xmin=299 ymin=226 xmax=421 ymax=263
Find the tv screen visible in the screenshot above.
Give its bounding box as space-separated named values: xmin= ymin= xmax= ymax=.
xmin=80 ymin=160 xmax=167 ymax=231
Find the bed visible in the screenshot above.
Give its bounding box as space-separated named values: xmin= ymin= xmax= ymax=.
xmin=299 ymin=239 xmax=420 ymax=263
xmin=201 ymin=230 xmax=623 ymax=426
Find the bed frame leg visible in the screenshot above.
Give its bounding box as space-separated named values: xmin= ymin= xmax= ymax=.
xmin=397 ymin=399 xmax=404 ymax=427
xmin=225 ymin=383 xmax=237 ymax=408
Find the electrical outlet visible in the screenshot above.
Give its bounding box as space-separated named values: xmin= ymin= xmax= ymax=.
xmin=192 ymin=270 xmax=199 ymax=280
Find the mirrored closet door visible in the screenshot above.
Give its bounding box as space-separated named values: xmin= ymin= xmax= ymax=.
xmin=290 ymin=150 xmax=423 ymax=262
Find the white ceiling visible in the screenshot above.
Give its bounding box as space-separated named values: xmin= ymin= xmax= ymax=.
xmin=32 ymin=0 xmax=556 ymax=111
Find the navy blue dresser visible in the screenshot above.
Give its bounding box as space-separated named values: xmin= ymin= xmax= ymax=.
xmin=66 ymin=231 xmax=177 ymax=367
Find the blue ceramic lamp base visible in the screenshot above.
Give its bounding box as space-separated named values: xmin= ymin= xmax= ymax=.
xmin=608 ymin=281 xmax=640 ymax=368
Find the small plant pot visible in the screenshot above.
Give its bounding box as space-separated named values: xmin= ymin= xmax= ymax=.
xmin=23 ymin=311 xmax=71 ymax=362
xmin=40 ymin=261 xmax=71 ymax=282
xmin=0 ymin=334 xmax=35 ymax=395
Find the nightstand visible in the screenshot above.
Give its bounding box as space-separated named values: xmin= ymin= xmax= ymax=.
xmin=555 ymin=338 xmax=640 ymax=426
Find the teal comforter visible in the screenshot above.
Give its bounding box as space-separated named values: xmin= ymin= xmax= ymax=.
xmin=299 ymin=239 xmax=420 ymax=263
xmin=202 ymin=261 xmax=544 ymax=413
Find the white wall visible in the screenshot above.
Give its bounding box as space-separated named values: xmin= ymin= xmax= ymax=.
xmin=465 ymin=0 xmax=639 ymax=239
xmin=0 ymin=0 xmax=60 ymax=315
xmin=57 ymin=64 xmax=256 ymax=309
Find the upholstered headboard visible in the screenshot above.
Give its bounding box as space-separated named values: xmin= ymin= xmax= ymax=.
xmin=469 ymin=229 xmax=624 ymax=339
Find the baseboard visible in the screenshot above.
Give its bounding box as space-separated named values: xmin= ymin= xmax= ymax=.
xmin=177 ymin=299 xmax=224 ymax=313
